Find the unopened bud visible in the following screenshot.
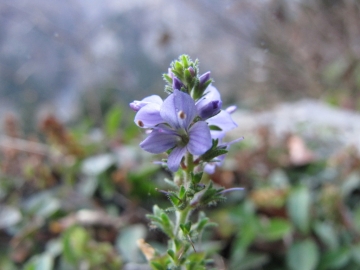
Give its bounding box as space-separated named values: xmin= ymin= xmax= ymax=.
xmin=199 ymin=71 xmax=211 ymax=86
xmin=198 ymin=100 xmax=222 ymax=119
xmin=188 ymin=66 xmax=196 ymax=77
xmin=172 ymin=77 xmax=184 ymax=90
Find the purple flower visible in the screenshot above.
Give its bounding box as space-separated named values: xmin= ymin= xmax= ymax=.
xmin=188 ymin=67 xmax=196 ymax=77
xmin=172 ymin=77 xmax=184 ymax=90
xmin=139 ymin=90 xmax=212 ymax=172
xmin=195 ymin=85 xmax=237 ymax=138
xmin=207 ymin=109 xmax=237 ymax=139
xmin=196 ymin=84 xmax=222 ymax=120
xmin=132 ymin=96 xmax=164 ymax=128
xmin=130 ymin=95 xmax=163 ymax=112
xmin=199 ymin=71 xmax=211 ymax=86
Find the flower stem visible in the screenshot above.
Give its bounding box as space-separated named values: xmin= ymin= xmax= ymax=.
xmin=185 ymin=152 xmax=194 ymax=187
xmin=174 ymin=206 xmax=191 ymax=235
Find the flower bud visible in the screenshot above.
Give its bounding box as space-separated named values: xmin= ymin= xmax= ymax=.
xmin=172 ymin=77 xmax=184 ymax=90
xmin=199 ymin=71 xmax=211 ymax=86
xmin=198 ymin=100 xmax=222 ymax=120
xmin=188 ymin=66 xmax=196 ymax=77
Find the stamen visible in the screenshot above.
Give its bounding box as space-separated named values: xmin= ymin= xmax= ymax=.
xmin=137 ymin=120 xmax=144 ymax=127
xmin=178 ymin=110 xmax=186 ymax=119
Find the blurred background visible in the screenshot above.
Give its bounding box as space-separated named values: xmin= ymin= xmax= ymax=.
xmin=2 ymin=0 xmax=359 ymax=129
xmin=1 ymin=0 xmax=360 ymax=269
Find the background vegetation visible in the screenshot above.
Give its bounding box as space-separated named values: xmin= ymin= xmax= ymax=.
xmin=1 ymin=0 xmax=360 ymax=269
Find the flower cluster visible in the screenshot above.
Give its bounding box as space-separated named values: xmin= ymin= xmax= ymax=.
xmin=130 ymin=55 xmax=243 ymax=269
xmin=130 ymin=55 xmax=238 ymax=173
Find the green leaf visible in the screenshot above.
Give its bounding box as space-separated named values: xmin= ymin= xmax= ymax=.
xmin=81 ymin=154 xmax=115 ymax=176
xmin=168 ymin=192 xmax=181 ymax=206
xmin=186 ymin=252 xmax=206 ymax=270
xmin=353 ymin=207 xmax=360 ymax=232
xmin=191 ymin=172 xmax=203 ymax=184
xmin=179 ymin=186 xmax=186 ymax=199
xmin=230 ymin=217 xmax=258 ymax=264
xmin=24 ymin=254 xmax=54 ymax=270
xmin=319 ymin=247 xmax=350 ymax=269
xmin=184 ymin=68 xmax=192 ymax=84
xmin=201 ymin=148 xmax=228 ymax=162
xmin=313 ymin=222 xmax=338 ymax=250
xmin=0 ymin=205 xmax=21 ymax=229
xmin=62 ymin=226 xmax=90 ymax=263
xmin=268 ymin=169 xmax=289 ymax=188
xmin=181 ymin=54 xmax=189 ymax=68
xmin=341 ymin=172 xmax=360 ymax=198
xmin=258 ymin=218 xmax=292 ymax=241
xmin=287 ymin=239 xmax=319 ymax=270
xmin=231 ymin=252 xmax=269 ymax=270
xmin=287 ymin=186 xmax=311 ymax=234
xmin=208 ymin=125 xmax=222 ymax=131
xmin=185 ymin=221 xmax=192 ymax=232
xmin=352 ymin=243 xmax=360 ymax=265
xmin=167 ymin=249 xmax=175 ymax=261
xmin=150 ymin=261 xmax=166 ymax=270
xmin=163 ymin=73 xmax=173 ymax=84
xmin=105 ymin=105 xmax=122 ymax=138
xmin=116 ymin=224 xmax=146 ymax=262
xmin=150 ymin=255 xmax=170 ymax=270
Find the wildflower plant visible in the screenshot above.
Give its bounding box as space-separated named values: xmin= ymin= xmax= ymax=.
xmin=130 ymin=55 xmax=242 ymax=269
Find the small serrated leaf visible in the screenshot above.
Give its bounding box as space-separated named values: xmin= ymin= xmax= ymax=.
xmin=179 ymin=186 xmax=186 ymax=199
xmin=201 ymin=148 xmax=228 ymax=162
xmin=191 ymin=172 xmax=203 ymax=184
xmin=163 ymin=74 xmax=173 ymax=84
xmin=167 ymin=249 xmax=175 ymax=260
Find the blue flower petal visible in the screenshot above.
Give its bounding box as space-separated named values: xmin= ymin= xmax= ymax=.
xmin=130 ymin=95 xmax=163 ymax=111
xmin=196 ymin=85 xmax=222 ymax=119
xmin=134 ymin=103 xmax=163 ymax=128
xmin=160 ymin=90 xmax=197 ymax=130
xmin=187 ymin=121 xmax=212 ymax=155
xmin=140 ymin=129 xmax=178 ymax=154
xmin=207 ymin=110 xmax=237 ymax=139
xmin=167 ymin=146 xmax=187 ymax=172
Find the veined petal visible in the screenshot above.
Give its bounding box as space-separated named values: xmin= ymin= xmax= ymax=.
xmin=134 ymin=103 xmax=163 ymax=128
xmin=140 ymin=130 xmax=178 ymax=154
xmin=195 ymin=85 xmax=222 ymax=119
xmin=187 ymin=121 xmax=212 ymax=155
xmin=130 ymin=95 xmax=163 ymax=111
xmin=199 ymin=71 xmax=211 ymax=86
xmin=207 ymin=110 xmax=237 ymax=138
xmin=167 ymin=146 xmax=187 ymax=172
xmin=142 ymin=95 xmax=163 ymax=105
xmin=202 ymin=84 xmax=221 ymax=101
xmin=160 ymin=90 xmax=197 ymax=130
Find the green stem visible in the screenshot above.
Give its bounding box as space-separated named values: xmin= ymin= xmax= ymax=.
xmin=185 ymin=152 xmax=194 ymax=187
xmin=174 ymin=206 xmax=191 ymax=237
xmin=171 ymin=152 xmax=195 ymax=266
